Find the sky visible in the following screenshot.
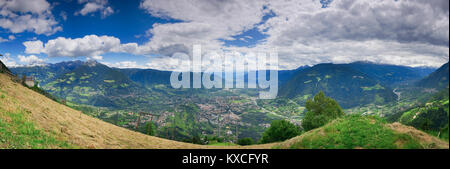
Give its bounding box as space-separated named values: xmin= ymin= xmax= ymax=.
xmin=0 ymin=0 xmax=449 ymax=71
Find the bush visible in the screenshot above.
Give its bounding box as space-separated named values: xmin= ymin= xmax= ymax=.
xmin=302 ymin=91 xmax=344 ymax=131
xmin=191 ymin=134 xmax=203 ymax=145
xmin=237 ymin=137 xmax=254 ymax=145
xmin=260 ymin=120 xmax=301 ymax=144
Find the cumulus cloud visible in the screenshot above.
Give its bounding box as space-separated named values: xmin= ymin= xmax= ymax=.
xmin=23 ymin=40 xmax=44 ymax=54
xmin=139 ymin=0 xmax=269 ymax=56
xmin=18 ymin=54 xmax=45 ymax=66
xmin=0 ymin=0 xmax=62 ymax=35
xmin=23 ymin=35 xmax=148 ymax=59
xmin=76 ymin=0 xmax=114 ymax=18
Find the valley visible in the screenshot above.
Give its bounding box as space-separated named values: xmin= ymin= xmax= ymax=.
xmin=1 ymin=59 xmax=449 ymax=149
xmin=8 ymin=60 xmax=448 ymax=145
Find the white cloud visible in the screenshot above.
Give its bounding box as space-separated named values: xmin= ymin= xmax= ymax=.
xmin=76 ymin=0 xmax=114 ymax=18
xmin=18 ymin=54 xmax=45 ymax=66
xmin=25 ymin=35 xmax=120 ymax=57
xmin=0 ymin=0 xmax=62 ymax=35
xmin=23 ymin=35 xmax=147 ymax=58
xmin=253 ymin=0 xmax=449 ymax=68
xmin=0 ymin=53 xmax=19 ymax=67
xmin=0 ymin=34 xmax=15 ymax=43
xmin=139 ymin=0 xmax=269 ymax=56
xmin=90 ymin=55 xmax=103 ymax=60
xmin=60 ymin=11 xmax=67 ymax=21
xmin=102 ymin=61 xmax=147 ymax=69
xmin=23 ymin=40 xmax=44 ymax=54
xmin=145 ymin=56 xmax=192 ymax=71
xmin=262 ymin=0 xmax=449 ymax=46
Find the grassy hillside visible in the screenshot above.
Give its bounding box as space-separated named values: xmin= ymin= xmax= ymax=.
xmin=275 ymin=115 xmax=448 ymax=149
xmin=0 ymin=73 xmax=276 ymax=149
xmin=396 ymin=87 xmax=449 ymax=140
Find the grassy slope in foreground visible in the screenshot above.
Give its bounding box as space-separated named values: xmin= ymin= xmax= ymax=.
xmin=275 ymin=115 xmax=448 ymax=149
xmin=0 ymin=73 xmax=274 ymax=149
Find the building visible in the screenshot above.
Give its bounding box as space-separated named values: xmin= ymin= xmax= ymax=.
xmin=24 ymin=76 xmax=35 ymax=87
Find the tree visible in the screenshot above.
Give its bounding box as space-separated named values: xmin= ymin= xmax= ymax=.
xmin=302 ymin=91 xmax=344 ymax=131
xmin=260 ymin=120 xmax=301 ymax=144
xmin=191 ymin=134 xmax=203 ymax=145
xmin=237 ymin=137 xmax=254 ymax=146
xmin=145 ymin=122 xmax=156 ymax=136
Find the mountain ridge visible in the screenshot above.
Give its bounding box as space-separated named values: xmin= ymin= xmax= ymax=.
xmin=416 ymin=62 xmax=449 ymax=89
xmin=279 ymin=63 xmax=398 ymax=108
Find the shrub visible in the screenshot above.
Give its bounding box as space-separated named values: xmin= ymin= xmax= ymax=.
xmin=260 ymin=120 xmax=301 ymax=144
xmin=191 ymin=134 xmax=203 ymax=145
xmin=237 ymin=137 xmax=254 ymax=145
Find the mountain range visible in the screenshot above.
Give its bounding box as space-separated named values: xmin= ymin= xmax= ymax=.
xmin=3 ymin=70 xmax=447 ymax=149
xmin=10 ymin=61 xmax=440 ymax=113
xmin=278 ymin=62 xmax=436 ymax=108
xmin=2 ymin=59 xmax=449 ymax=148
xmin=9 ymin=60 xmax=446 ymax=141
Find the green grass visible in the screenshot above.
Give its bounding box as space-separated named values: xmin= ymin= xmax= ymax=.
xmin=399 ymin=107 xmax=420 ymax=124
xmin=303 ymin=80 xmax=312 ymax=84
xmin=290 ymin=115 xmax=423 ymax=149
xmin=0 ymin=109 xmax=73 ymax=149
xmin=361 ymin=84 xmax=384 ymax=91
xmin=103 ymin=80 xmax=115 ymax=83
xmin=425 ymin=130 xmax=449 ymax=142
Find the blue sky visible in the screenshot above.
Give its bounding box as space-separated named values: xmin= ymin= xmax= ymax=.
xmin=1 ymin=0 xmax=449 ymax=70
xmin=1 ymin=0 xmax=175 ymax=65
